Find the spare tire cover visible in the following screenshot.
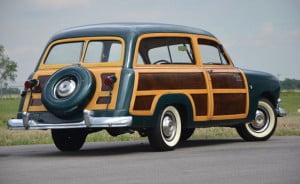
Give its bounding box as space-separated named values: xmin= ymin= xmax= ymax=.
xmin=42 ymin=66 xmax=95 ymax=118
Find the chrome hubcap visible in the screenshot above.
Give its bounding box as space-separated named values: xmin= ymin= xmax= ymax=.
xmin=54 ymin=78 xmax=76 ymax=98
xmin=249 ymin=109 xmax=269 ymax=132
xmin=162 ymin=112 xmax=177 ymax=141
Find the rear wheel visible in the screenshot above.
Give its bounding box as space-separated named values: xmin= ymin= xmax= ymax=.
xmin=180 ymin=128 xmax=195 ymax=141
xmin=236 ymin=99 xmax=277 ymax=141
xmin=148 ymin=106 xmax=182 ymax=151
xmin=51 ymin=129 xmax=88 ymax=151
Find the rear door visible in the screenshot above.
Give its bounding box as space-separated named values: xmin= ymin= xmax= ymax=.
xmin=198 ymin=38 xmax=249 ymax=121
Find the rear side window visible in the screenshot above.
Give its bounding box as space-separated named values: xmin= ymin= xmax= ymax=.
xmin=198 ymin=39 xmax=229 ymax=65
xmin=84 ymin=40 xmax=122 ymax=63
xmin=138 ymin=37 xmax=194 ymax=64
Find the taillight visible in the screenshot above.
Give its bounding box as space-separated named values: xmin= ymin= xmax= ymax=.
xmin=24 ymin=79 xmax=38 ymax=89
xmin=104 ymin=75 xmax=117 ymax=88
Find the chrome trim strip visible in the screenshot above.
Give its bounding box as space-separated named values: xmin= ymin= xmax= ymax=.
xmin=8 ymin=110 xmax=132 ymax=130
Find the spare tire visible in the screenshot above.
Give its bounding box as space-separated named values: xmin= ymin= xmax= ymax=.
xmin=42 ymin=66 xmax=95 ymax=119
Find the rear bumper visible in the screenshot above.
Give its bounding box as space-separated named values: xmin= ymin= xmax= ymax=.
xmin=7 ymin=110 xmax=132 ymax=130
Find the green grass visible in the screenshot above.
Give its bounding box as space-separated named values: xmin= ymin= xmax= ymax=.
xmin=280 ymin=91 xmax=300 ymax=116
xmin=0 ymin=91 xmax=299 ymax=146
xmin=0 ymin=98 xmax=20 ymax=128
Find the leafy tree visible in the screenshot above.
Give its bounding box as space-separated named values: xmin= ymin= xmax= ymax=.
xmin=0 ymin=45 xmax=18 ymax=97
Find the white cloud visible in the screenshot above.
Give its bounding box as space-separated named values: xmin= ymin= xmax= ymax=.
xmin=261 ymin=23 xmax=274 ymax=35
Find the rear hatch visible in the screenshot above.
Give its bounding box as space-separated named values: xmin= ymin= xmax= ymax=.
xmin=23 ymin=37 xmax=125 ymax=115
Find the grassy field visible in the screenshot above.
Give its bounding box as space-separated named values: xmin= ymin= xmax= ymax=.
xmin=0 ymin=91 xmax=299 ymax=146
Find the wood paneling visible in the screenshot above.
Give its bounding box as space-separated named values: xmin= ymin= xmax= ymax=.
xmin=191 ymin=94 xmax=208 ymax=116
xmin=213 ymin=93 xmax=246 ymax=115
xmin=138 ymin=72 xmax=206 ymax=90
xmin=133 ymin=95 xmax=155 ymax=110
xmin=210 ymin=72 xmax=245 ymax=89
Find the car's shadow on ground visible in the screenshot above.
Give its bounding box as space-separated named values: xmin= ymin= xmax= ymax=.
xmin=39 ymin=138 xmax=244 ymax=157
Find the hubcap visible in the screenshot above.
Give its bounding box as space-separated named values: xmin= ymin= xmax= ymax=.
xmin=249 ymin=109 xmax=269 ymax=132
xmin=162 ymin=112 xmax=177 ymax=141
xmin=54 ymin=78 xmax=76 ymax=98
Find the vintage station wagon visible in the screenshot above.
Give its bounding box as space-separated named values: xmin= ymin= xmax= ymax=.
xmin=8 ymin=23 xmax=286 ymax=151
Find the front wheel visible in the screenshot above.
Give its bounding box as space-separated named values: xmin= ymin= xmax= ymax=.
xmin=51 ymin=129 xmax=88 ymax=151
xmin=148 ymin=106 xmax=182 ymax=151
xmin=236 ymin=99 xmax=277 ymax=141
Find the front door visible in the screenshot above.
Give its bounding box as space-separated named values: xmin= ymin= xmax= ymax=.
xmin=198 ymin=38 xmax=249 ymax=120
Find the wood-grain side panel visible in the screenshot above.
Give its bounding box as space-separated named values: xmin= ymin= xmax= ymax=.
xmin=133 ymin=95 xmax=155 ymax=110
xmin=138 ymin=72 xmax=206 ymax=90
xmin=210 ymin=73 xmax=245 ymax=89
xmin=213 ymin=93 xmax=246 ymax=115
xmin=191 ymin=94 xmax=208 ymax=116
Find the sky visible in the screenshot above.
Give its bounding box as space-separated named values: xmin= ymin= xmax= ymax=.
xmin=0 ymin=0 xmax=299 ymax=87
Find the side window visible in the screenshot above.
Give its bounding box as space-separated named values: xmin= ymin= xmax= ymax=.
xmin=84 ymin=40 xmax=122 ymax=63
xmin=138 ymin=37 xmax=194 ymax=64
xmin=198 ymin=39 xmax=229 ymax=65
xmin=137 ymin=54 xmax=145 ymax=64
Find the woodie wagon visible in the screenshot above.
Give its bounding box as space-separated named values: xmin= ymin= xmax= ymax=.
xmin=8 ymin=23 xmax=286 ymax=151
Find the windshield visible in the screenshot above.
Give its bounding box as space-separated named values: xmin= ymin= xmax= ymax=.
xmin=44 ymin=40 xmax=123 ymax=65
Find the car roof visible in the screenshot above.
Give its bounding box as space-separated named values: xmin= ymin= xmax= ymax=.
xmin=49 ymin=22 xmax=216 ymax=42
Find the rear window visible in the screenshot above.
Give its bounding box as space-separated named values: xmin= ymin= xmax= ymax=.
xmin=44 ymin=39 xmax=123 ymax=65
xmin=45 ymin=42 xmax=83 ymax=65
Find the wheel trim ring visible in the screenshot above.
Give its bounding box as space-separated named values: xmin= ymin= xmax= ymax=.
xmin=161 ymin=111 xmax=177 ymax=141
xmin=249 ymin=108 xmax=270 ymax=133
xmin=245 ymin=101 xmax=275 ymax=138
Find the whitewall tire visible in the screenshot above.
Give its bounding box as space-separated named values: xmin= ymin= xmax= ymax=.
xmin=236 ymin=99 xmax=277 ymax=141
xmin=148 ymin=106 xmax=182 ymax=151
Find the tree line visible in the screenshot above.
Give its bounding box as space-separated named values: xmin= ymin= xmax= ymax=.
xmin=280 ymin=78 xmax=300 ymax=90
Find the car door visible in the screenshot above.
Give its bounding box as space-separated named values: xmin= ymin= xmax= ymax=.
xmin=130 ymin=34 xmax=210 ymax=122
xmin=198 ymin=38 xmax=249 ymax=121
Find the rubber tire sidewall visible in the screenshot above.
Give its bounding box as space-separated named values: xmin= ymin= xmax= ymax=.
xmin=236 ymin=99 xmax=277 ymax=141
xmin=42 ymin=66 xmax=95 ymax=118
xmin=148 ymin=106 xmax=182 ymax=151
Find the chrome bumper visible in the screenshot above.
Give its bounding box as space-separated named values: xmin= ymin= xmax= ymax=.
xmin=277 ymin=107 xmax=287 ymax=117
xmin=7 ymin=110 xmax=132 ymax=130
xmin=276 ymin=98 xmax=287 ymax=117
